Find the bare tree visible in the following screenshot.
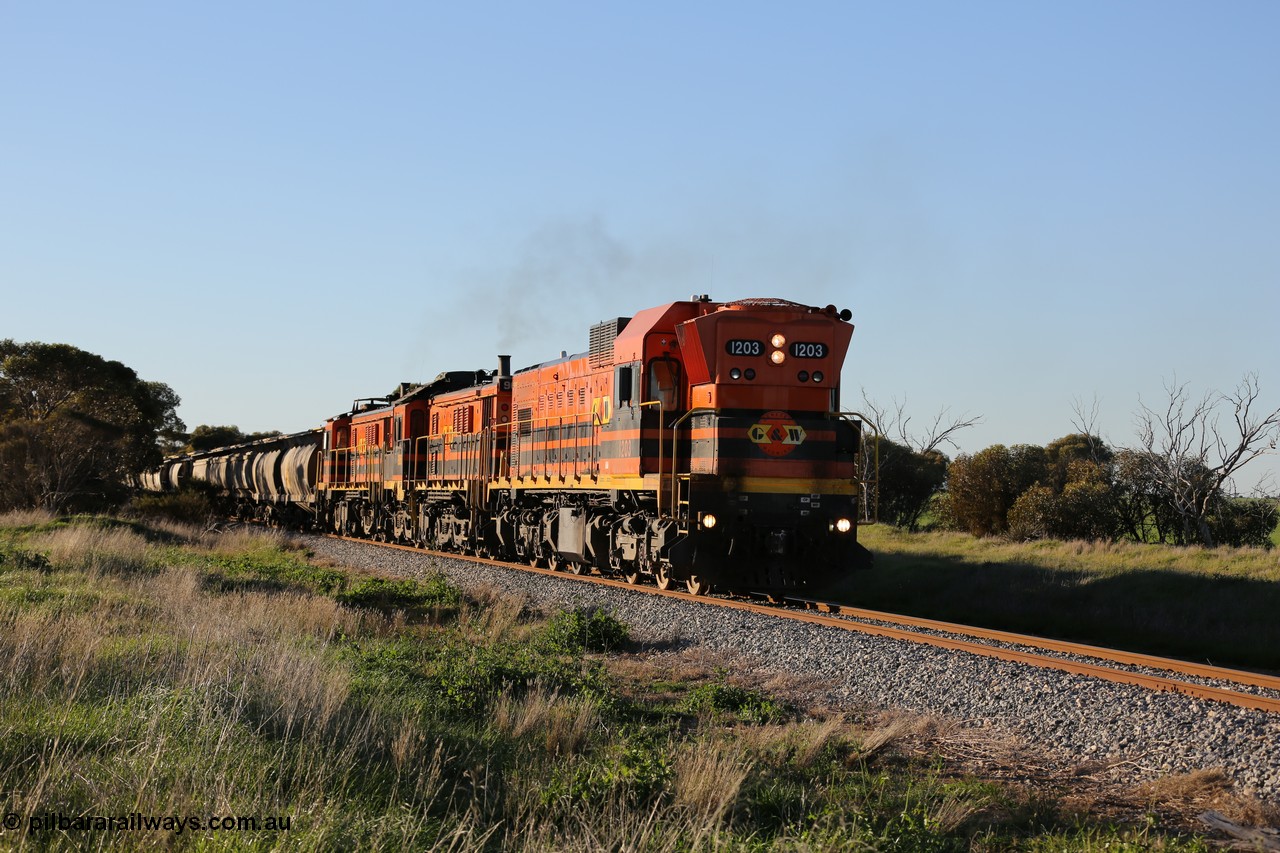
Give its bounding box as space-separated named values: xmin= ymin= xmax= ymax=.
xmin=1132 ymin=373 xmax=1280 ymax=547
xmin=859 ymin=390 xmax=982 ymax=454
xmin=856 ymin=391 xmax=981 ymax=530
xmin=1069 ymin=395 xmax=1112 ymax=465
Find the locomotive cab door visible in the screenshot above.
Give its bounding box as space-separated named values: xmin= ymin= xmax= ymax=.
xmin=646 ymin=357 xmax=682 ymax=414
xmin=644 ymin=355 xmax=690 ymax=480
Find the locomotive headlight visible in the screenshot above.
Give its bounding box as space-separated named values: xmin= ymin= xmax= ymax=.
xmin=770 ymin=350 xmax=786 ymax=364
xmin=834 ymin=517 xmax=852 ymax=533
xmin=701 ymin=513 xmax=718 ymax=529
xmin=771 ymin=333 xmax=786 ymax=348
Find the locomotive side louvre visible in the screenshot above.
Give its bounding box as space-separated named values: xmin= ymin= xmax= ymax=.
xmin=504 ymin=352 xmax=615 ymax=486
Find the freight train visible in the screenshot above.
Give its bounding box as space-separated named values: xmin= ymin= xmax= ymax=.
xmin=144 ymin=296 xmax=875 ymax=594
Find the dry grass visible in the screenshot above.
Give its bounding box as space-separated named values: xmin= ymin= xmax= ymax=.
xmin=29 ymin=523 xmax=157 ymax=574
xmin=511 ymin=796 xmax=724 ymax=853
xmin=0 ymin=507 xmax=55 ymax=528
xmin=857 ymin=712 xmax=925 ymax=758
xmin=492 ymin=682 xmax=600 ymax=755
xmin=734 ymin=716 xmax=848 ymax=768
xmin=0 ymin=537 xmax=449 ymax=846
xmin=1139 ymin=769 xmax=1280 ymax=827
xmin=861 ymin=525 xmax=1280 ymax=582
xmin=4 ymin=515 xmax=1238 ymax=850
xmin=463 ymin=582 xmax=532 ymax=643
xmin=672 ymin=737 xmax=754 ymax=820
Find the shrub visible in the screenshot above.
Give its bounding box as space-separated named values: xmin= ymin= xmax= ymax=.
xmin=336 ymin=573 xmax=462 ymax=611
xmin=542 ymin=608 xmax=630 ymax=654
xmin=0 ymin=545 xmax=51 ymax=571
xmin=681 ymin=683 xmax=790 ymax=724
xmin=132 ymin=489 xmax=215 ymax=526
xmin=1006 ymin=485 xmax=1056 ymax=541
xmin=1208 ymin=498 xmax=1279 ymax=549
xmin=945 ymin=444 xmax=1046 ymax=536
xmin=872 ymin=438 xmax=948 ymax=531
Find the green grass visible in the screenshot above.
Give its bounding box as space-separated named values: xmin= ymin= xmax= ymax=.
xmin=825 ymin=525 xmax=1280 ymax=670
xmin=0 ymin=512 xmax=1248 ymax=850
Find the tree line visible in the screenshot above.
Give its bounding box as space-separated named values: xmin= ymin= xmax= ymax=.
xmin=0 ymin=340 xmax=185 ymax=513
xmin=866 ymin=376 xmax=1280 ymax=549
xmin=0 ymin=340 xmax=280 ymax=514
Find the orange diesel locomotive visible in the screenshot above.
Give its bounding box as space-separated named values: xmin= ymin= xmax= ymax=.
xmin=156 ymin=296 xmax=874 ymax=593
xmin=314 ymin=295 xmax=872 ymax=593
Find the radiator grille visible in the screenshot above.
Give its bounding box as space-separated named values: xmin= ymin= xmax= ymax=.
xmin=589 ymin=318 xmax=630 ymax=367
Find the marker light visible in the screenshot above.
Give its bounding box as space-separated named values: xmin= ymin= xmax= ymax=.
xmin=744 ymin=369 xmax=756 ymax=380
xmin=834 ymin=517 xmax=853 ymax=533
xmin=771 ymin=333 xmax=786 ymax=348
xmin=770 ymin=350 xmax=786 ymax=365
xmin=701 ymin=513 xmax=718 ymax=529
xmin=798 ymin=370 xmax=809 ymax=382
xmin=812 ymin=371 xmax=824 ymax=383
xmin=730 ymin=368 xmax=741 ymax=380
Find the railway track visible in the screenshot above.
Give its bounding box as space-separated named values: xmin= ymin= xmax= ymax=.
xmin=330 ymin=534 xmax=1280 ymax=715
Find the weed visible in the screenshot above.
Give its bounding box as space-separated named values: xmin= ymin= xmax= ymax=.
xmin=336 ymin=573 xmax=462 ymax=612
xmin=682 ymin=682 xmax=792 ymax=724
xmin=542 ymin=606 xmax=630 ymax=654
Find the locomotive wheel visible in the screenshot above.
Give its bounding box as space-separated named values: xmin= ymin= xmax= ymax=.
xmin=568 ymin=561 xmax=588 ymax=576
xmin=654 ymin=566 xmax=673 ymax=591
xmin=623 ymin=569 xmax=639 ymax=585
xmin=685 ymin=575 xmax=709 ymax=596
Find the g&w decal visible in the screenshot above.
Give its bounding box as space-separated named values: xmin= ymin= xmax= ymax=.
xmin=748 ymin=411 xmax=807 ymax=457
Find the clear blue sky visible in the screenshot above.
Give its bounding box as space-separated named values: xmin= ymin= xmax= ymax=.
xmin=3 ymin=2 xmax=1277 ymax=491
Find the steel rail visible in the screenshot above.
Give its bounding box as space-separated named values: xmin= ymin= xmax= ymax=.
xmin=327 ymin=535 xmax=1280 ymax=715
xmin=784 ymin=598 xmax=1280 ymax=693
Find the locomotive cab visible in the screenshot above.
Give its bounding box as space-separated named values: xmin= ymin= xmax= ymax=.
xmin=666 ymin=298 xmax=872 ymax=589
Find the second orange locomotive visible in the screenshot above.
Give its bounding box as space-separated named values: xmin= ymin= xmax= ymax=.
xmin=314 ymin=295 xmax=872 ymax=593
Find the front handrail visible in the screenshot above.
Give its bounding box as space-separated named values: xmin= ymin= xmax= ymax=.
xmin=831 ymin=410 xmax=879 ymax=524
xmin=667 ymin=407 xmax=715 ymax=520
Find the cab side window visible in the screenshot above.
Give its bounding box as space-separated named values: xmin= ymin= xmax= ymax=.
xmin=616 ymin=365 xmax=633 ymax=407
xmin=648 ymin=358 xmax=682 ymax=411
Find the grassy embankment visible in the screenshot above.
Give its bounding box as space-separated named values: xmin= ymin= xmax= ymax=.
xmin=824 ymin=525 xmax=1280 ymax=672
xmin=0 ymin=510 xmax=1249 ymax=850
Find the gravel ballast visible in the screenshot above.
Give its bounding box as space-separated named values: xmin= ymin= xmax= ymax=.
xmin=305 ymin=535 xmax=1280 ymax=804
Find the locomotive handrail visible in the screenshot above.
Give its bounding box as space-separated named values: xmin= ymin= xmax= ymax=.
xmin=324 ymin=444 xmax=384 ymax=490
xmin=667 ymin=407 xmax=715 ymax=520
xmin=501 ymin=412 xmax=600 ymax=483
xmin=830 ymin=410 xmax=879 ymax=524
xmin=637 ymin=400 xmax=665 ymax=514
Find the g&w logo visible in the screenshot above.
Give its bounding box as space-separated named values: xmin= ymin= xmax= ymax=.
xmin=748 ymin=411 xmax=806 ymax=457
